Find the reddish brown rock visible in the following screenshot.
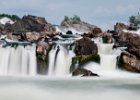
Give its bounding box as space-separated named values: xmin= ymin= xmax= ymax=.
xmin=12 ymin=15 xmax=56 ymax=36
xmin=120 ymin=51 xmax=140 ymax=72
xmin=118 ymin=32 xmax=140 ymax=58
xmin=36 ymin=40 xmax=50 ymax=60
xmin=25 ymin=32 xmax=40 ymax=42
xmin=74 ymin=37 xmax=97 ymax=55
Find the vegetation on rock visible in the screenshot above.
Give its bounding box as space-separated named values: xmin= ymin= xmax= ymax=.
xmin=129 ymin=13 xmax=140 ymax=27
xmin=63 ymin=15 xmax=81 ymax=24
xmin=0 ymin=13 xmax=20 ymax=21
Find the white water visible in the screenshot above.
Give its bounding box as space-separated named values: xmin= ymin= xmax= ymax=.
xmin=55 ymin=25 xmax=87 ymax=35
xmin=48 ymin=45 xmax=75 ymax=76
xmin=0 ymin=45 xmax=37 ymax=76
xmin=0 ymin=77 xmax=140 ymax=100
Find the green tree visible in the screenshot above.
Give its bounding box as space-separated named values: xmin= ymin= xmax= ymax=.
xmin=0 ymin=13 xmax=20 ymax=21
xmin=129 ymin=14 xmax=140 ymax=27
xmin=72 ymin=15 xmax=81 ymax=23
xmin=64 ymin=16 xmax=69 ymax=21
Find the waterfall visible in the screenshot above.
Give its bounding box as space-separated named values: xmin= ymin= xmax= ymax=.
xmin=97 ymin=43 xmax=118 ymax=70
xmin=0 ymin=45 xmax=37 ymax=76
xmin=48 ymin=44 xmax=75 ymax=76
xmin=48 ymin=46 xmax=57 ymax=75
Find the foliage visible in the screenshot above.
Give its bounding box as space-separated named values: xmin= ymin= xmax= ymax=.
xmin=72 ymin=52 xmax=100 ymax=66
xmin=63 ymin=15 xmax=81 ymax=23
xmin=0 ymin=13 xmax=20 ymax=21
xmin=129 ymin=13 xmax=140 ymax=27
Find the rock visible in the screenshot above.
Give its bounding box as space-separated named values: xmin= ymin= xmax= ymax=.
xmin=102 ymin=33 xmax=114 ymax=43
xmin=74 ymin=37 xmax=98 ymax=55
xmin=72 ymin=68 xmax=99 ymax=76
xmin=12 ymin=15 xmax=56 ymax=36
xmin=114 ymin=22 xmax=128 ymax=33
xmin=61 ymin=18 xmax=102 ymax=34
xmin=118 ymin=32 xmax=140 ymax=58
xmin=36 ymin=40 xmax=50 ymax=61
xmin=120 ymin=51 xmax=140 ymax=72
xmin=7 ymin=33 xmax=21 ymax=40
xmin=66 ymin=30 xmax=73 ymax=34
xmin=25 ymin=32 xmax=40 ymax=42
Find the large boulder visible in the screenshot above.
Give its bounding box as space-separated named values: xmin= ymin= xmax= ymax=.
xmin=74 ymin=37 xmax=97 ymax=55
xmin=120 ymin=51 xmax=140 ymax=72
xmin=12 ymin=15 xmax=56 ymax=36
xmin=118 ymin=32 xmax=140 ymax=58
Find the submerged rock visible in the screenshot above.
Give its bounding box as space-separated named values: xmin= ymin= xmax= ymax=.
xmin=72 ymin=68 xmax=99 ymax=77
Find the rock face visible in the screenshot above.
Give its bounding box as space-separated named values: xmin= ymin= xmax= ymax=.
xmin=74 ymin=37 xmax=98 ymax=55
xmin=72 ymin=68 xmax=99 ymax=76
xmin=118 ymin=32 xmax=140 ymax=58
xmin=61 ymin=19 xmax=102 ymax=34
xmin=12 ymin=15 xmax=56 ymax=36
xmin=120 ymin=51 xmax=140 ymax=72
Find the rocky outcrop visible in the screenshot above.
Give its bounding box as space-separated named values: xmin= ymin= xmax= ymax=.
xmin=72 ymin=68 xmax=99 ymax=76
xmin=120 ymin=51 xmax=140 ymax=72
xmin=12 ymin=15 xmax=56 ymax=36
xmin=114 ymin=22 xmax=128 ymax=33
xmin=117 ymin=32 xmax=140 ymax=58
xmin=74 ymin=37 xmax=97 ymax=55
xmin=61 ymin=19 xmax=102 ymax=35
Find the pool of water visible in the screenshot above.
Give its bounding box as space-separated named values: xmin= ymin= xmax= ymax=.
xmin=0 ymin=76 xmax=140 ymax=100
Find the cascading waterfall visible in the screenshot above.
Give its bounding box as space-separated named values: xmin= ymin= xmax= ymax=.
xmin=0 ymin=44 xmax=37 ymax=76
xmin=97 ymin=43 xmax=118 ymax=70
xmin=48 ymin=44 xmax=75 ymax=76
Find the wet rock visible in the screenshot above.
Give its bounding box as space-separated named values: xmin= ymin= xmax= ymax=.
xmin=102 ymin=33 xmax=114 ymax=43
xmin=25 ymin=32 xmax=40 ymax=42
xmin=72 ymin=68 xmax=99 ymax=76
xmin=118 ymin=32 xmax=140 ymax=58
xmin=36 ymin=40 xmax=50 ymax=61
xmin=120 ymin=51 xmax=140 ymax=73
xmin=66 ymin=30 xmax=73 ymax=34
xmin=7 ymin=33 xmax=21 ymax=40
xmin=74 ymin=37 xmax=97 ymax=55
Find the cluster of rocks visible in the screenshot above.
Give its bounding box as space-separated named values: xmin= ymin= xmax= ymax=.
xmin=1 ymin=14 xmax=140 ymax=75
xmin=112 ymin=22 xmax=140 ymax=73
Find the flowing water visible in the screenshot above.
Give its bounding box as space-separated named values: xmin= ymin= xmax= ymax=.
xmin=48 ymin=45 xmax=75 ymax=76
xmin=0 ymin=35 xmax=139 ymax=100
xmin=0 ymin=77 xmax=140 ymax=100
xmin=0 ymin=45 xmax=37 ymax=76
